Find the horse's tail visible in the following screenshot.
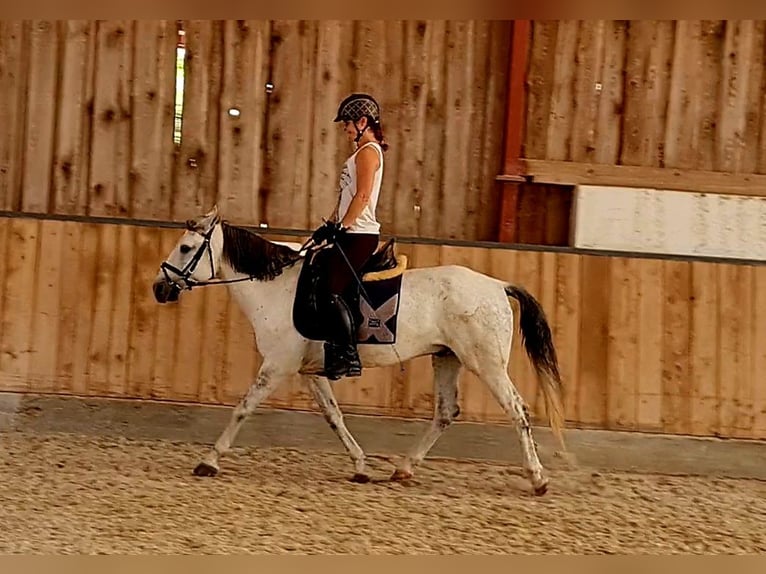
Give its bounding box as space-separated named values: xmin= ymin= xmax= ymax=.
xmin=505 ymin=284 xmax=567 ymax=453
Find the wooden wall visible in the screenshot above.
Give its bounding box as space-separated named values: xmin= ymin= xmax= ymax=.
xmin=0 ymin=20 xmax=510 ymax=242
xmin=523 ymin=20 xmax=766 ymax=173
xmin=2 ymin=214 xmax=764 ymax=441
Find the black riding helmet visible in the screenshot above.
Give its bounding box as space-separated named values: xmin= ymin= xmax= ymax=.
xmin=334 ymin=93 xmax=381 ymax=143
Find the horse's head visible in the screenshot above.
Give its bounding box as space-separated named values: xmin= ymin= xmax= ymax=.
xmin=153 ymin=205 xmax=223 ymax=303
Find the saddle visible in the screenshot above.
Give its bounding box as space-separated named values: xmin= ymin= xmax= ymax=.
xmin=292 ymin=238 xmax=408 ymax=343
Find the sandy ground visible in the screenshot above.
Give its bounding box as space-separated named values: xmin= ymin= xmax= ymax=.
xmin=1 ymin=430 xmax=765 ymax=554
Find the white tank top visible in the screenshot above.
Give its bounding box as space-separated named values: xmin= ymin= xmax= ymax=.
xmin=336 ymin=141 xmax=383 ymax=234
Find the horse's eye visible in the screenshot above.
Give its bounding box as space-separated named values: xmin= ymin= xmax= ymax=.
xmin=180 ymin=244 xmax=192 ymax=254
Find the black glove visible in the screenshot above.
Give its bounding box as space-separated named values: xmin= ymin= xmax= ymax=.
xmin=311 ymin=221 xmax=346 ymax=245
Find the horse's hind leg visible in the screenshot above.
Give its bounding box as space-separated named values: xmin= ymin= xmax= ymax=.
xmin=306 ymin=375 xmax=370 ymax=483
xmin=391 ymin=350 xmax=461 ymax=481
xmin=477 ymin=364 xmax=548 ymax=495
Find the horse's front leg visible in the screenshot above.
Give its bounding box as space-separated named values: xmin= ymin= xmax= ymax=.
xmin=306 ymin=375 xmax=371 ymax=483
xmin=193 ymin=365 xmax=286 ymax=477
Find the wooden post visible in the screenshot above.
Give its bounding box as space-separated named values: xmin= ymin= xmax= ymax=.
xmin=496 ymin=19 xmax=530 ymax=243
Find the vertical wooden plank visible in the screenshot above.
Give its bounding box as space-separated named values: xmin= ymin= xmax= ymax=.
xmin=0 ymin=21 xmax=29 ymax=211
xmin=523 ymin=20 xmax=558 ymax=160
xmin=620 ymin=21 xmax=675 ymax=167
xmin=477 ymin=21 xmax=511 ymax=241
xmin=53 ymin=20 xmax=96 ymax=216
xmin=718 ymin=263 xmax=754 ymax=438
xmin=605 ymin=256 xmax=640 ymax=430
xmin=0 ymin=221 xmax=8 ymax=387
xmin=689 ymin=261 xmax=720 ymax=436
xmin=636 ymin=258 xmax=664 ymax=431
xmin=577 ymin=255 xmax=610 ymax=428
xmin=392 ymin=21 xmax=430 ymax=236
xmin=545 ymin=21 xmax=579 ymax=161
xmin=741 ymin=21 xmax=765 ymax=175
xmin=593 ymin=21 xmax=627 ymax=165
xmin=26 ymin=220 xmax=63 ymax=393
xmin=751 ymin=265 xmax=766 ymax=439
xmin=664 ymin=21 xmax=704 ymax=170
xmin=661 ymin=260 xmax=692 ymax=434
xmin=307 ymin=21 xmax=354 ymax=229
xmin=67 ymin=223 xmax=99 ymax=395
xmin=535 ymin=250 xmax=559 ymax=423
xmin=174 ymin=20 xmax=223 ymax=220
xmin=438 ymin=21 xmax=473 ymax=240
xmin=553 ymin=252 xmax=581 ymax=424
xmin=89 ymin=20 xmax=134 ymax=217
xmin=53 ymin=221 xmax=82 ymax=393
xmin=696 ymin=21 xmax=727 ymax=171
xmin=20 ymin=20 xmax=59 ymax=213
xmin=417 ymin=20 xmax=447 ymax=238
xmin=85 ymin=223 xmax=119 ymax=395
xmin=0 ymin=219 xmax=40 ymax=392
xmin=569 ymin=20 xmax=606 ymax=163
xmin=216 ymin=20 xmax=270 ymax=226
xmin=125 ymin=227 xmax=163 ymax=398
xmin=130 ymin=20 xmax=178 ymax=220
xmin=264 ymin=21 xmax=317 ymax=230
xmin=461 ymin=21 xmax=491 ymax=239
xmin=717 ymin=20 xmax=757 ymax=173
xmin=106 ymin=223 xmax=135 ymax=396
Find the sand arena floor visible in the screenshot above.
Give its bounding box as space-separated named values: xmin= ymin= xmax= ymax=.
xmin=1 ymin=429 xmax=765 ymax=554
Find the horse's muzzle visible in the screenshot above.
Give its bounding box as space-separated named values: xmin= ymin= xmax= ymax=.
xmin=153 ymin=279 xmax=181 ymax=304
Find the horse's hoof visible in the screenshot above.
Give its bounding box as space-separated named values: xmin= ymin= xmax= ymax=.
xmin=350 ymin=473 xmax=371 ymax=484
xmin=533 ymin=482 xmax=549 ymax=496
xmin=390 ymin=469 xmax=413 ymax=482
xmin=193 ymin=462 xmax=219 ymax=477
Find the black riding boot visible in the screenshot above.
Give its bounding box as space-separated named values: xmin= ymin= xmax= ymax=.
xmin=322 ymin=293 xmax=362 ymax=380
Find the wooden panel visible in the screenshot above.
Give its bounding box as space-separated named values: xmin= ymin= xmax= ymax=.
xmin=4 ymin=211 xmax=766 ymax=439
xmin=523 ymin=20 xmax=766 ymax=177
xmin=2 ymin=19 xmax=509 ymax=243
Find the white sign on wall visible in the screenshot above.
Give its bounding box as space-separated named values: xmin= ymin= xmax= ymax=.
xmin=572 ymin=185 xmax=766 ymax=261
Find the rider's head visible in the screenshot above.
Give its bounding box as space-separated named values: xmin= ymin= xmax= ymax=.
xmin=334 ymin=93 xmax=388 ymax=151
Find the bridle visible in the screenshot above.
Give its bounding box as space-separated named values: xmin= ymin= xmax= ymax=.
xmin=159 ymin=221 xmax=219 ymax=292
xmin=159 ymin=220 xmax=315 ymax=292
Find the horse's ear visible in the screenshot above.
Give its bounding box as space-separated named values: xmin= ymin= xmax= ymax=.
xmin=204 ymin=204 xmax=219 ymax=220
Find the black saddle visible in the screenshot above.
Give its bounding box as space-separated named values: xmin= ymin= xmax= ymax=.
xmin=292 ymin=238 xmax=402 ymax=342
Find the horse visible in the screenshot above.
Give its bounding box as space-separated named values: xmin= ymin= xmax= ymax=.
xmin=152 ymin=206 xmax=567 ymax=496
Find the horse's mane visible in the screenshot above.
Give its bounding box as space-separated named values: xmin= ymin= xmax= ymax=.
xmin=220 ymin=221 xmax=303 ymax=281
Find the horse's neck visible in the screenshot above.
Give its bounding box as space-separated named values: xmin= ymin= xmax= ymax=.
xmin=217 ymin=257 xmax=301 ymax=321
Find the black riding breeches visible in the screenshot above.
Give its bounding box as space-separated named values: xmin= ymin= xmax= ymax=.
xmin=325 ymin=232 xmax=379 ymax=299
